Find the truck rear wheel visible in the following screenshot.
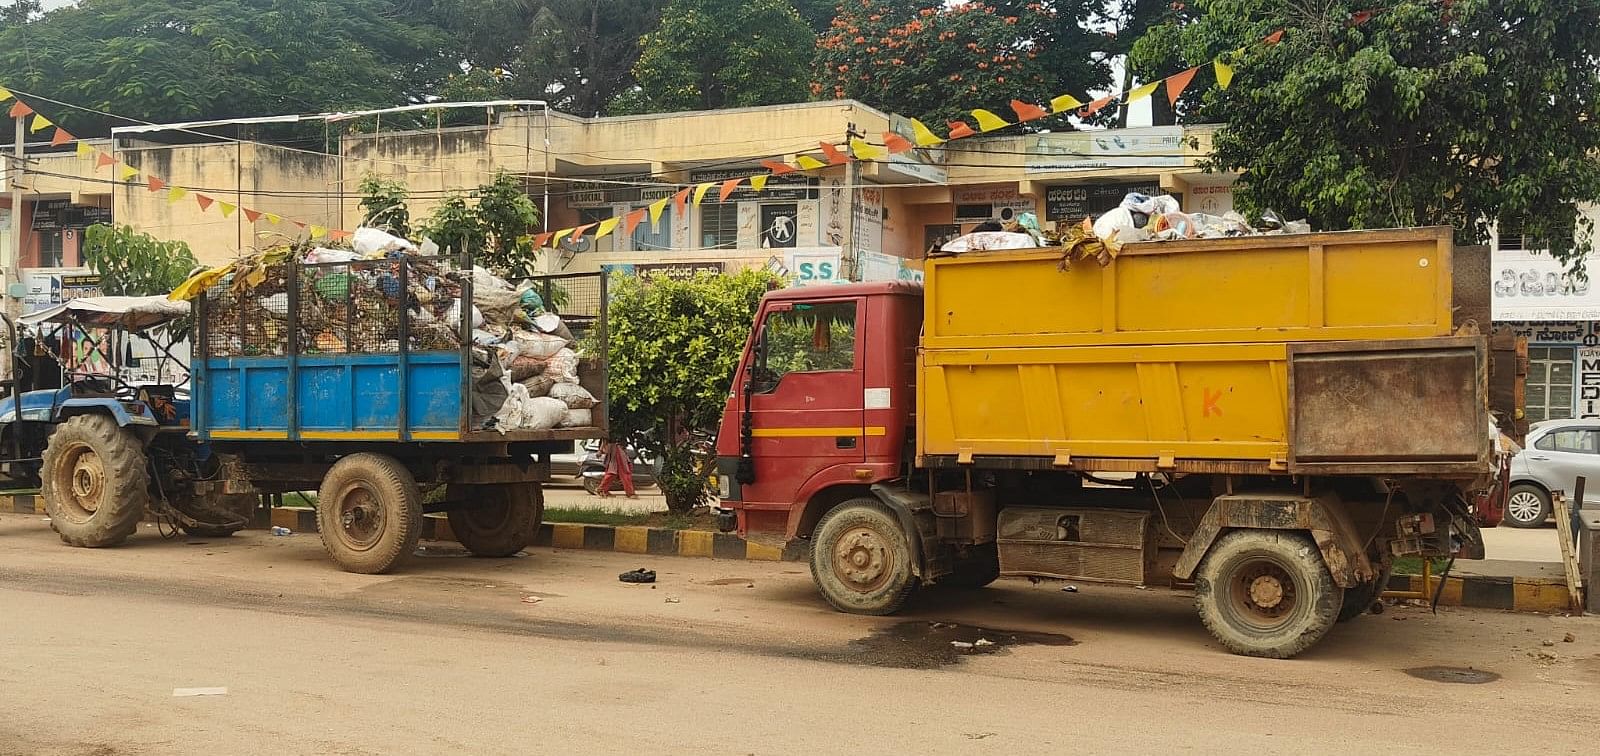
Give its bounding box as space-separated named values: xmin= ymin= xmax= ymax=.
xmin=316 ymin=453 xmax=422 ymax=574
xmin=447 ymin=484 xmax=544 ymax=557
xmin=810 ymin=498 xmax=919 ymax=615
xmin=40 ymin=414 xmax=149 ymax=548
xmin=1194 ymin=530 xmax=1343 ymax=659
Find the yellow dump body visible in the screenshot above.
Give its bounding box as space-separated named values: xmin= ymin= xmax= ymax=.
xmin=916 ymin=227 xmax=1487 ymax=476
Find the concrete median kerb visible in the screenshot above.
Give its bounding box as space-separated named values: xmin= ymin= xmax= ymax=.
xmin=1 ymin=493 xmax=1574 ymax=610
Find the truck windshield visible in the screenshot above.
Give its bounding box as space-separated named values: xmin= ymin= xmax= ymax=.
xmin=753 ymin=301 xmax=857 ymax=392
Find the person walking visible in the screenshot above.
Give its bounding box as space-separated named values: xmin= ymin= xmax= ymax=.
xmin=597 ymin=440 xmax=637 ymax=499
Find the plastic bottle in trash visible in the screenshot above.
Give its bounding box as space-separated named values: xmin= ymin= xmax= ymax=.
xmin=270 ymin=526 xmax=292 ymax=536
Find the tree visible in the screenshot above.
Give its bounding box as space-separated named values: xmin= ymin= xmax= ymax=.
xmin=791 ymin=0 xmax=840 ymax=32
xmin=606 ymin=269 xmax=778 ymax=512
xmin=1 ymin=0 xmax=40 ymax=28
xmin=358 ymin=175 xmax=412 ymax=238
xmin=0 ymin=1 xmax=452 ymax=132
xmin=1164 ymin=0 xmax=1600 ymax=261
xmin=82 ymin=224 xmax=199 ymax=297
xmin=814 ymin=1 xmax=1110 ymax=129
xmin=436 ymin=0 xmax=669 ymax=117
xmin=631 ymin=0 xmax=815 ymax=112
xmin=418 ymin=172 xmax=542 ymax=277
xmin=1117 ymin=0 xmax=1199 ymax=126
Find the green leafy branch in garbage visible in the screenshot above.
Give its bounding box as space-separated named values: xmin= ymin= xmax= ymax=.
xmin=419 ymin=172 xmax=542 ymax=279
xmin=358 ymin=175 xmax=412 ymax=239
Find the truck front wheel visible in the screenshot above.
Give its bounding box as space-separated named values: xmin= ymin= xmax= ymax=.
xmin=40 ymin=414 xmax=149 ymax=548
xmin=810 ymin=498 xmax=919 ymax=615
xmin=316 ymin=453 xmax=422 ymax=574
xmin=1194 ymin=530 xmax=1343 ymax=659
xmin=447 ymin=484 xmax=544 ymax=557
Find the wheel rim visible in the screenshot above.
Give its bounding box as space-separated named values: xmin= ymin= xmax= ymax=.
xmin=54 ymin=442 xmax=105 ymax=523
xmin=334 ymin=484 xmax=386 ymax=551
xmin=1226 ymin=557 xmax=1300 ymax=631
xmin=831 ymin=524 xmax=893 ymax=594
xmin=1508 ymin=491 xmax=1543 ymax=523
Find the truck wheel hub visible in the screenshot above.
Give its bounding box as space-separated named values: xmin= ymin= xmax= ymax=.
xmin=833 ymin=526 xmax=890 ymax=591
xmin=1234 ymin=560 xmax=1296 ymax=621
xmin=1248 ymin=575 xmax=1285 ymax=609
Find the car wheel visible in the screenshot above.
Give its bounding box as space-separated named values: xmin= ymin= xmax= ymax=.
xmin=1504 ymin=484 xmax=1551 ymax=528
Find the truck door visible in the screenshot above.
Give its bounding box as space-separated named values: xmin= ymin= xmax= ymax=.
xmin=738 ymin=298 xmax=865 ymax=507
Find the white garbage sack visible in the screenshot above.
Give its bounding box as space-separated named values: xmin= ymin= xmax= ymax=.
xmin=493 ymin=383 xmax=530 ymax=431
xmin=512 ymin=330 xmax=568 ymax=360
xmin=558 ymin=408 xmax=593 ymax=428
xmin=523 ymin=397 xmax=567 ymax=431
xmin=546 ymin=348 xmax=580 ymax=384
xmin=939 ymin=231 xmax=1037 ymax=253
xmin=352 ymin=227 xmax=418 ymax=257
xmin=549 ymin=382 xmax=597 ymax=409
xmin=304 ymin=247 xmax=359 ymax=265
xmin=444 ymin=299 xmax=484 ymax=330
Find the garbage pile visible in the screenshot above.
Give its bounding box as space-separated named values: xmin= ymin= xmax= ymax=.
xmin=178 ymin=227 xmax=597 ymax=434
xmin=937 ymin=193 xmax=1312 ymax=268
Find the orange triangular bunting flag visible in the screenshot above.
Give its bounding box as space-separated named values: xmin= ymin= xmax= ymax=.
xmin=718 ymin=178 xmax=743 ymax=203
xmin=49 ymin=128 xmax=74 ymax=147
xmin=328 ymin=229 xmax=352 ymax=242
xmin=95 ymin=152 xmax=115 ymax=169
xmin=242 ymin=208 xmax=262 ymax=223
xmin=1264 ymin=29 xmax=1284 ymax=45
xmin=622 ymin=208 xmax=646 ymax=237
xmin=883 ymin=131 xmax=914 ymax=154
xmin=1010 ymin=100 xmax=1049 ymax=122
xmin=946 ymin=121 xmax=976 ymax=140
xmin=672 ymin=187 xmax=691 ymax=215
xmin=818 ymin=141 xmax=852 ymax=165
xmin=195 ymin=194 xmax=214 ymax=211
xmin=570 ymin=223 xmax=597 ymax=243
xmin=293 ymin=221 xmax=307 ymax=230
xmin=8 ymin=101 xmax=32 ymax=119
xmin=761 ymin=159 xmax=796 ymax=176
xmin=1082 ymin=96 xmax=1114 ymax=116
xmin=532 ymin=232 xmax=552 ymax=248
xmin=1167 ymin=66 xmax=1201 ymax=107
xmin=147 ymin=176 xmax=166 ymax=193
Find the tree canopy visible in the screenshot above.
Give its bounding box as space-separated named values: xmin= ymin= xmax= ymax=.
xmin=1151 ymin=0 xmax=1600 ymax=260
xmin=814 ymin=1 xmax=1110 ymax=129
xmin=629 ymin=0 xmax=815 ymax=113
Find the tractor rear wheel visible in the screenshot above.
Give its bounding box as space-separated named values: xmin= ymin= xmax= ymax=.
xmin=40 ymin=414 xmax=149 ymax=548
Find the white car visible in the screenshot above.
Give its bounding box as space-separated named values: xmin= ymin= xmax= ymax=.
xmin=1506 ymin=420 xmax=1600 ymax=527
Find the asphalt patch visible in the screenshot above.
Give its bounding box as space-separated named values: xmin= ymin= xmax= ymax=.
xmin=1403 ymin=665 xmax=1500 ymax=684
xmin=806 ymin=621 xmax=1076 ymax=669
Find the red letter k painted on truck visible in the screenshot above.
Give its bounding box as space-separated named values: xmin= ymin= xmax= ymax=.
xmin=1202 ymin=388 xmax=1223 ymax=417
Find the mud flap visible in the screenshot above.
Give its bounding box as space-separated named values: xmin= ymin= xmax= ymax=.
xmin=870 ymin=483 xmax=943 ymax=580
xmin=1173 ymin=492 xmax=1375 ymax=588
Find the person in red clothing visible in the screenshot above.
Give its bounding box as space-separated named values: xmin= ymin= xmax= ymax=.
xmin=597 ymin=440 xmax=637 ymax=498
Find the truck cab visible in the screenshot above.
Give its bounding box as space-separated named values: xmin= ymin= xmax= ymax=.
xmin=716 ymin=282 xmax=921 ymax=540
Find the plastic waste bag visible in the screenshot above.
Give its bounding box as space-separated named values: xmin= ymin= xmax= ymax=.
xmin=352 ymin=227 xmax=418 ymax=258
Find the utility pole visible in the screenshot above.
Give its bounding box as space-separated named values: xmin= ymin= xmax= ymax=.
xmin=842 ymin=122 xmax=864 ymax=282
xmin=4 ymin=114 xmax=24 ymax=354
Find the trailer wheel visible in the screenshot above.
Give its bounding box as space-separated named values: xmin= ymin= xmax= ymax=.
xmin=1194 ymin=530 xmax=1343 ymax=659
xmin=40 ymin=414 xmax=149 ymax=548
xmin=316 ymin=453 xmax=422 ymax=574
xmin=447 ymin=484 xmax=544 ymax=558
xmin=810 ymin=498 xmax=919 ymax=615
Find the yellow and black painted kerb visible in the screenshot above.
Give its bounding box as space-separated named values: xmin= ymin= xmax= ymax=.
xmin=1383 ymin=572 xmax=1573 ymax=614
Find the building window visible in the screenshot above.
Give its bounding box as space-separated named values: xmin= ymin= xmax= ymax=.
xmin=1527 ymin=346 xmax=1576 ymax=422
xmin=632 ymin=206 xmax=672 ymax=251
xmin=700 ymin=203 xmax=738 ymax=249
xmin=38 ymin=230 xmax=65 ymax=268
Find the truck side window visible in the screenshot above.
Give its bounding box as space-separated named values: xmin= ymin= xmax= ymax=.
xmin=752 ymin=301 xmax=857 ymax=392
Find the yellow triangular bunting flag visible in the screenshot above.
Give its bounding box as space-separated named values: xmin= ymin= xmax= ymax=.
xmin=219 ymin=202 xmax=237 ymax=218
xmin=1214 ymin=59 xmax=1235 ymax=90
xmin=1049 ymin=94 xmax=1084 ymax=113
xmin=594 ymin=217 xmax=620 ymax=239
xmin=648 ymin=197 xmax=669 ymax=228
xmin=794 ymin=155 xmax=826 ymax=170
xmin=552 ymin=228 xmax=572 ymax=246
xmin=264 ymin=213 xmax=282 ymax=225
xmin=970 ymin=109 xmax=1010 ymax=132
xmin=691 ymin=182 xmax=713 ymax=205
xmin=909 ymin=118 xmax=945 ymax=147
xmin=1127 ymin=81 xmax=1160 ymax=103
xmin=29 ymin=114 xmax=52 ymax=133
xmin=76 ymin=141 xmax=94 ymax=158
xmin=750 ymin=174 xmax=769 ymax=192
xmin=0 ymin=87 xmax=12 ymax=102
xmin=167 ymin=186 xmax=187 ymax=203
xmin=850 ymin=137 xmax=888 ymax=161
xmin=309 ymin=225 xmax=328 ymax=238
xmin=117 ymin=164 xmax=138 ymax=181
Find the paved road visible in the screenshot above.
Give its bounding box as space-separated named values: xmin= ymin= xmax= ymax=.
xmin=2 ymin=512 xmax=1597 ymax=755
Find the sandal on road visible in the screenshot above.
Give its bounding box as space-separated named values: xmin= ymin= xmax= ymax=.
xmin=619 ymin=568 xmax=656 ymax=584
